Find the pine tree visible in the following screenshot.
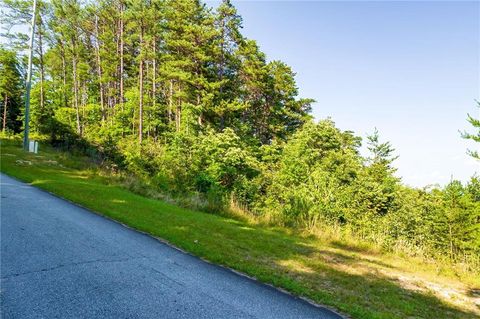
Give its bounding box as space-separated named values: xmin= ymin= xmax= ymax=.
xmin=364 ymin=128 xmax=400 ymax=216
xmin=161 ymin=0 xmax=217 ymax=134
xmin=0 ymin=47 xmax=24 ymax=133
xmin=211 ymin=0 xmax=243 ymax=129
xmin=462 ymin=101 xmax=480 ymax=159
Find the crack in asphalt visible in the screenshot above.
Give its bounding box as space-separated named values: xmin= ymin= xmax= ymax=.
xmin=144 ymin=265 xmax=257 ymax=319
xmin=1 ymin=256 xmax=148 ymax=280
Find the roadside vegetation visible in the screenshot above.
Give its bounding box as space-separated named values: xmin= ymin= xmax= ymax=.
xmin=1 ymin=0 xmax=479 ymax=317
xmin=1 ymin=138 xmax=479 ymax=319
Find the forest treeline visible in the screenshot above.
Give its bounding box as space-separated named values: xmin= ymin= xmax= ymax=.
xmin=1 ymin=0 xmax=479 ymax=266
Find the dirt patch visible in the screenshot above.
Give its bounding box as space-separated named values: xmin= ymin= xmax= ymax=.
xmin=391 ymin=272 xmax=480 ymax=315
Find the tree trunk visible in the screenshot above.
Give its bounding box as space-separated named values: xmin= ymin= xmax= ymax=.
xmin=119 ymin=0 xmax=124 ymax=111
xmin=152 ymin=38 xmax=156 ymax=111
xmin=449 ymin=224 xmax=454 ymax=260
xmin=60 ymin=40 xmax=68 ymax=109
xmin=197 ymin=94 xmax=202 ymax=126
xmin=95 ymin=15 xmax=106 ymax=123
xmin=175 ymin=81 xmax=181 ymax=132
xmin=2 ymin=94 xmax=8 ymax=131
xmin=138 ymin=26 xmax=144 ymax=144
xmin=81 ymin=81 xmax=87 ymax=133
xmin=168 ymin=79 xmax=173 ymax=124
xmin=176 ymin=99 xmax=181 ymax=132
xmin=72 ymin=42 xmax=81 ymax=136
xmin=151 ymin=41 xmax=156 ymax=139
xmin=145 ymin=60 xmax=150 ymax=138
xmin=219 ymin=19 xmax=225 ymax=129
xmin=38 ymin=24 xmax=45 ymax=111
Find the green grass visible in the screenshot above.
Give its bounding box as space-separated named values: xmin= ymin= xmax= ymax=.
xmin=1 ymin=139 xmax=479 ymax=319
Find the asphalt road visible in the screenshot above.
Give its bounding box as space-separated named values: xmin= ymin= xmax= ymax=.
xmin=0 ymin=173 xmax=342 ymax=319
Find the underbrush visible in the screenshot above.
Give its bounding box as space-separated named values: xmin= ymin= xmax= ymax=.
xmin=3 ymin=136 xmax=478 ymax=277
xmin=2 ymin=138 xmax=480 ymax=318
xmin=95 ymin=160 xmax=480 ymax=277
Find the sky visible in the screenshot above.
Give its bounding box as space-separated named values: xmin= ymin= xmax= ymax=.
xmin=216 ymin=0 xmax=480 ymax=187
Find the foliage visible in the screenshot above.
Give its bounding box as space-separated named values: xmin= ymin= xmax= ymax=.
xmin=0 ymin=0 xmax=478 ymax=269
xmin=462 ymin=101 xmax=480 ymax=159
xmin=2 ymin=139 xmax=480 ymax=319
xmin=0 ymin=46 xmax=23 ymax=133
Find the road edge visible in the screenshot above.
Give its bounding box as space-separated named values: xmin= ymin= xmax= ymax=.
xmin=0 ymin=172 xmax=349 ymax=319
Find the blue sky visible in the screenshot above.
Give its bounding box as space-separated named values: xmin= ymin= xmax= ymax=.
xmin=214 ymin=0 xmax=480 ymax=187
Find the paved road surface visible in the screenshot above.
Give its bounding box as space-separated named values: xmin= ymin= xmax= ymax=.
xmin=0 ymin=173 xmax=342 ymax=319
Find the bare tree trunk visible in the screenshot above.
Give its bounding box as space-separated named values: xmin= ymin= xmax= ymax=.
xmin=176 ymin=99 xmax=181 ymax=132
xmin=109 ymin=82 xmax=115 ymax=121
xmin=81 ymin=81 xmax=87 ymax=133
xmin=449 ymin=224 xmax=454 ymax=260
xmin=151 ymin=41 xmax=156 ymax=139
xmin=2 ymin=94 xmax=8 ymax=131
xmin=119 ymin=0 xmax=125 ymax=111
xmin=175 ymin=81 xmax=181 ymax=132
xmin=197 ymin=94 xmax=202 ymax=126
xmin=152 ymin=39 xmax=156 ymax=111
xmin=38 ymin=26 xmax=45 ymax=111
xmin=168 ymin=80 xmax=173 ymax=124
xmin=72 ymin=44 xmax=81 ymax=136
xmin=138 ymin=26 xmax=144 ymax=144
xmin=60 ymin=41 xmax=68 ymax=108
xmin=219 ymin=19 xmax=225 ymax=129
xmin=145 ymin=59 xmax=150 ymax=138
xmin=95 ymin=15 xmax=106 ymax=123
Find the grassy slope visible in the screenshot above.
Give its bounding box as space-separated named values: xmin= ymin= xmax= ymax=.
xmin=1 ymin=139 xmax=478 ymax=319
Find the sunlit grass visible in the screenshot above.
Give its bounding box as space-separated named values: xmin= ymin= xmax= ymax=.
xmin=1 ymin=139 xmax=478 ymax=319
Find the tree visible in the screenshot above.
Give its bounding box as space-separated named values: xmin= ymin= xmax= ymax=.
xmin=434 ymin=181 xmax=480 ymax=259
xmin=0 ymin=47 xmax=23 ymax=133
xmin=1 ymin=0 xmax=51 ymax=130
xmin=210 ymin=0 xmax=243 ymax=129
xmin=265 ymin=60 xmax=313 ymax=140
xmin=461 ymin=101 xmax=480 ymax=159
xmin=362 ymin=128 xmax=400 ymax=216
xmin=265 ymin=120 xmax=362 ymax=227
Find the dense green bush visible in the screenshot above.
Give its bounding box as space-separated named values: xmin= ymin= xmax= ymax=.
xmin=79 ymin=118 xmax=478 ymax=264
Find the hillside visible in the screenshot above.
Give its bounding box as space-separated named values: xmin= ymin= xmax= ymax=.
xmin=1 ymin=139 xmax=479 ymax=319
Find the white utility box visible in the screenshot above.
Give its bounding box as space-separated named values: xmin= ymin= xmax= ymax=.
xmin=28 ymin=140 xmax=38 ymax=153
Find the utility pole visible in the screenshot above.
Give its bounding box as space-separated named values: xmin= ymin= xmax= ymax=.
xmin=23 ymin=0 xmax=37 ymax=151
